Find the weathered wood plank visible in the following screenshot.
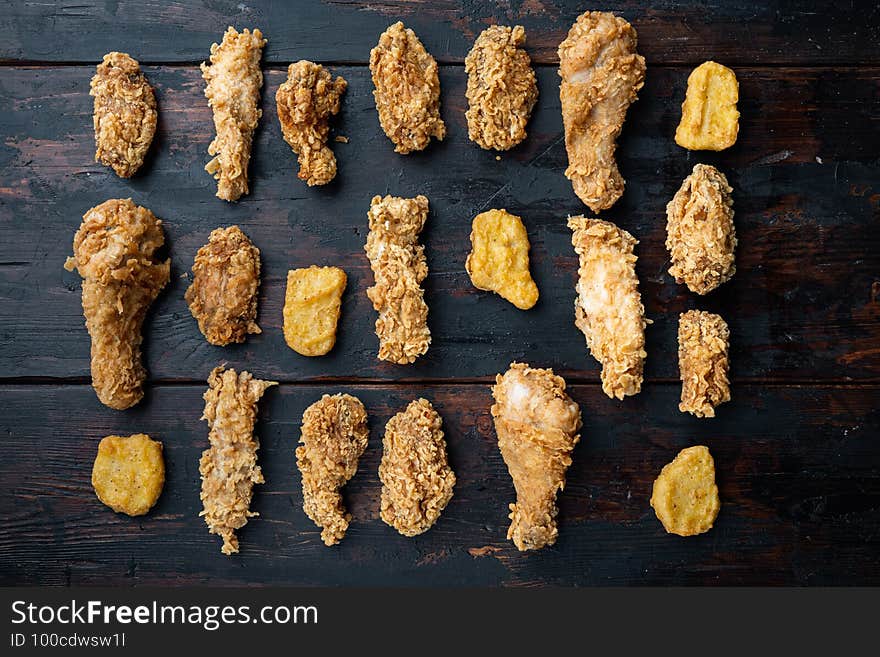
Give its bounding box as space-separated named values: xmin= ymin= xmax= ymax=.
xmin=1 ymin=66 xmax=877 ymax=382
xmin=0 ymin=383 xmax=877 ymax=586
xmin=1 ymin=1 xmax=878 ymax=66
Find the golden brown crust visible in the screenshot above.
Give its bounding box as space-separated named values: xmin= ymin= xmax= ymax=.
xmin=369 ymin=22 xmax=445 ymax=154
xmin=666 ymin=164 xmax=737 ymax=294
xmin=364 ymin=194 xmax=431 ymax=364
xmin=558 ymin=11 xmax=645 ymax=212
xmin=90 ymin=52 xmax=157 ymax=178
xmin=64 ymin=199 xmax=170 ymax=410
xmin=491 ymin=362 xmax=581 ymax=551
xmin=465 ymin=25 xmax=537 ymax=151
xmin=282 ymin=266 xmax=347 ymax=357
xmin=199 ymin=366 xmax=277 ymax=555
xmin=92 ymin=433 xmax=165 ymax=516
xmin=296 ymin=394 xmax=369 ymax=546
xmin=678 ymin=310 xmax=731 ymax=418
xmin=185 ymin=226 xmax=261 ymax=346
xmin=675 ymin=61 xmax=739 ymax=151
xmin=568 ymin=216 xmax=647 ymax=399
xmin=379 ymin=398 xmax=455 ymax=536
xmin=650 ymin=445 xmax=721 ymax=536
xmin=276 ymin=61 xmax=347 ymax=186
xmin=201 ymin=27 xmax=266 ymax=201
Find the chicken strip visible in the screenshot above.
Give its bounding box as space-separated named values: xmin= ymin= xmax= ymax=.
xmin=199 ymin=366 xmax=277 ymax=555
xmin=465 ymin=25 xmax=538 ymax=151
xmin=276 ymin=61 xmax=347 ymax=186
xmin=369 ymin=22 xmax=446 ymax=154
xmin=379 ymin=399 xmax=455 ymax=536
xmin=491 ymin=362 xmax=582 ymax=551
xmin=90 ymin=52 xmax=157 ymax=178
xmin=201 ymin=27 xmax=266 ymax=201
xmin=568 ymin=216 xmax=647 ymax=399
xmin=296 ymin=394 xmax=369 ymax=546
xmin=185 ymin=225 xmax=261 ymax=346
xmin=558 ymin=11 xmax=646 ymax=212
xmin=678 ymin=310 xmax=731 ymax=418
xmin=64 ymin=199 xmax=170 ymax=410
xmin=364 ymin=194 xmax=431 ymax=364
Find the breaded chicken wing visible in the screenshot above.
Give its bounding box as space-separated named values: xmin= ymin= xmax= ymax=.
xmin=64 ymin=199 xmax=170 ymax=410
xmin=678 ymin=310 xmax=731 ymax=418
xmin=558 ymin=11 xmax=645 ymax=212
xmin=491 ymin=363 xmax=582 ymax=551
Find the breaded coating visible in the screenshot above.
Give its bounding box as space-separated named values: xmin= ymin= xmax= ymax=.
xmin=678 ymin=310 xmax=731 ymax=418
xmin=90 ymin=52 xmax=157 ymax=178
xmin=283 ymin=266 xmax=347 ymax=357
xmin=666 ymin=164 xmax=737 ymax=294
xmin=199 ymin=366 xmax=277 ymax=555
xmin=185 ymin=226 xmax=261 ymax=346
xmin=466 ymin=208 xmax=539 ymax=310
xmin=675 ymin=61 xmax=739 ymax=151
xmin=651 ymin=445 xmax=721 ymax=536
xmin=296 ymin=394 xmax=369 ymax=546
xmin=558 ymin=11 xmax=645 ymax=212
xmin=64 ymin=199 xmax=170 ymax=410
xmin=201 ymin=27 xmax=266 ymax=201
xmin=364 ymin=194 xmax=431 ymax=364
xmin=369 ymin=22 xmax=446 ymax=154
xmin=465 ymin=25 xmax=538 ymax=151
xmin=569 ymin=216 xmax=647 ymax=399
xmin=92 ymin=433 xmax=165 ymax=516
xmin=276 ymin=60 xmax=347 ymax=186
xmin=379 ymin=399 xmax=455 ymax=536
xmin=492 ymin=363 xmax=582 ymax=551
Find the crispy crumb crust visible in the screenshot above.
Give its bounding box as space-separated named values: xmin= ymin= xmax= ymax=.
xmin=678 ymin=310 xmax=731 ymax=418
xmin=650 ymin=445 xmax=721 ymax=536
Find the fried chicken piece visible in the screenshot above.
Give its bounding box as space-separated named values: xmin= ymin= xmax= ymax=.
xmin=379 ymin=399 xmax=455 ymax=536
xmin=64 ymin=199 xmax=170 ymax=410
xmin=275 ymin=61 xmax=347 ymax=186
xmin=651 ymin=445 xmax=721 ymax=536
xmin=199 ymin=366 xmax=277 ymax=555
xmin=678 ymin=310 xmax=731 ymax=418
xmin=283 ymin=266 xmax=347 ymax=357
xmin=491 ymin=362 xmax=582 ymax=551
xmin=369 ymin=22 xmax=446 ymax=154
xmin=92 ymin=433 xmax=165 ymax=516
xmin=364 ymin=194 xmax=431 ymax=364
xmin=675 ymin=61 xmax=740 ymax=151
xmin=90 ymin=52 xmax=157 ymax=178
xmin=201 ymin=27 xmax=266 ymax=201
xmin=465 ymin=25 xmax=538 ymax=151
xmin=666 ymin=164 xmax=737 ymax=294
xmin=296 ymin=394 xmax=369 ymax=546
xmin=558 ymin=11 xmax=646 ymax=212
xmin=568 ymin=216 xmax=647 ymax=399
xmin=185 ymin=225 xmax=261 ymax=346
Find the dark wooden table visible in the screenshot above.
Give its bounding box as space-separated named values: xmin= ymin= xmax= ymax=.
xmin=1 ymin=1 xmax=878 ymax=586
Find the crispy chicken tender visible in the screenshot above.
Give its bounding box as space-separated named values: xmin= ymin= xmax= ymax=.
xmin=569 ymin=216 xmax=647 ymax=399
xmin=465 ymin=25 xmax=538 ymax=151
xmin=675 ymin=61 xmax=739 ymax=151
xmin=364 ymin=195 xmax=431 ymax=364
xmin=185 ymin=226 xmax=261 ymax=346
xmin=558 ymin=11 xmax=646 ymax=212
xmin=283 ymin=266 xmax=347 ymax=357
xmin=199 ymin=366 xmax=277 ymax=555
xmin=379 ymin=398 xmax=455 ymax=536
xmin=369 ymin=22 xmax=446 ymax=154
xmin=276 ymin=60 xmax=347 ymax=186
xmin=92 ymin=433 xmax=165 ymax=516
xmin=64 ymin=199 xmax=170 ymax=410
xmin=296 ymin=394 xmax=369 ymax=546
xmin=201 ymin=27 xmax=266 ymax=201
xmin=651 ymin=445 xmax=721 ymax=536
xmin=90 ymin=52 xmax=157 ymax=178
xmin=679 ymin=311 xmax=731 ymax=418
xmin=666 ymin=164 xmax=737 ymax=294
xmin=491 ymin=363 xmax=582 ymax=551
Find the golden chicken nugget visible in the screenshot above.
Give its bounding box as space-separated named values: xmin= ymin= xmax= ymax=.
xmin=675 ymin=61 xmax=739 ymax=151
xmin=650 ymin=445 xmax=720 ymax=536
xmin=92 ymin=433 xmax=165 ymax=516
xmin=283 ymin=266 xmax=347 ymax=356
xmin=466 ymin=209 xmax=538 ymax=310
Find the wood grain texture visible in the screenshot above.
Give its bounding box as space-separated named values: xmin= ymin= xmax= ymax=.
xmin=1 ymin=1 xmax=878 ymax=66
xmin=1 ymin=383 xmax=877 ymax=586
xmin=1 ymin=66 xmax=877 ymax=383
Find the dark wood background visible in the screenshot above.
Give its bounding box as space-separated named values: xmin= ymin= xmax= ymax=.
xmin=0 ymin=0 xmax=877 ymax=586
